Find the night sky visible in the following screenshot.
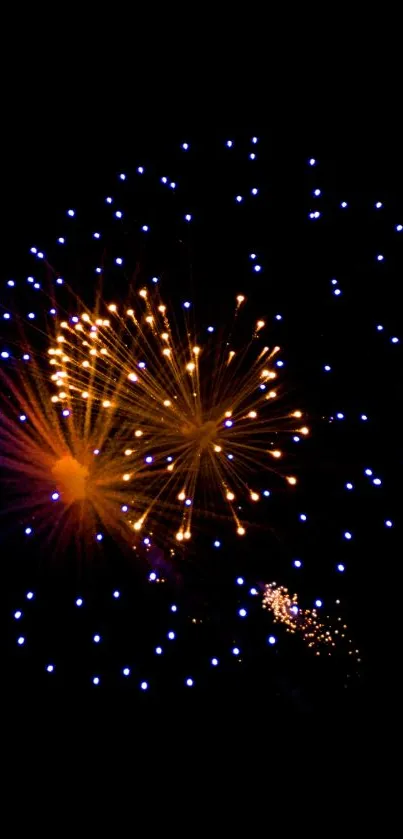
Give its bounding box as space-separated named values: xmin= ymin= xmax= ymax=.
xmin=1 ymin=109 xmax=401 ymax=715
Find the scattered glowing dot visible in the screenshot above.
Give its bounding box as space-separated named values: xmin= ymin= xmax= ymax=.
xmin=57 ymin=237 xmax=65 ymax=244
xmin=224 ymin=419 xmax=233 ymax=427
xmin=346 ymin=483 xmax=354 ymax=490
xmin=93 ymin=232 xmax=100 ymax=239
xmin=93 ymin=449 xmax=100 ymax=455
xmin=375 ymin=201 xmax=383 ymax=209
xmin=276 ymin=360 xmax=284 ymax=367
xmin=171 ymin=605 xmax=177 ymax=612
xmin=186 ymin=678 xmax=194 ymax=687
xmin=226 ymin=140 xmax=233 ymax=148
xmin=250 ymin=253 xmax=256 ymax=260
xmin=238 ymin=608 xmax=247 ymax=617
xmin=62 ymin=409 xmax=70 ymax=417
xmin=14 ymin=611 xmax=22 ymax=620
xmin=391 ymin=337 xmax=399 ymax=344
xmin=185 ymin=214 xmax=192 ymax=221
xmin=344 ymin=531 xmax=352 ymax=540
xmin=17 ymin=636 xmax=25 ymax=646
xmin=23 ymin=353 xmax=30 ymax=360
xmin=214 ymin=540 xmax=221 ymax=548
xmin=207 ymin=326 xmax=214 ymax=332
xmin=361 ymin=414 xmax=368 ymax=421
xmin=396 ymin=224 xmax=402 ymax=232
xmin=28 ymin=312 xmax=35 ymax=319
xmin=168 ymin=631 xmax=175 ymax=640
xmin=67 ymin=209 xmax=75 ymax=217
xmin=251 ymin=188 xmax=259 ymax=195
xmin=337 ymin=564 xmax=345 ymax=572
xmin=25 ymin=527 xmax=32 ymax=535
xmin=236 ymin=577 xmax=244 ymax=586
xmin=19 ymin=415 xmax=26 ymax=422
xmin=75 ymin=598 xmax=83 ymax=607
xmin=181 ymin=142 xmax=189 ymax=150
xmin=92 ymin=677 xmax=100 ymax=686
xmin=315 ymin=599 xmax=323 ymax=608
xmin=96 ymin=533 xmax=103 ymax=542
xmin=268 ymin=636 xmax=276 ymax=645
xmin=324 ymin=365 xmax=331 ymax=371
xmin=232 ymin=647 xmax=240 ymax=656
xmin=26 ymin=591 xmax=34 ymax=600
xmin=263 ymin=490 xmax=270 ymax=497
xmin=149 ymin=572 xmax=157 ymax=581
xmin=115 ymin=211 xmax=123 ymax=219
xmin=123 ymin=668 xmax=130 ymax=676
xmin=46 ymin=665 xmax=54 ymax=673
xmin=3 ymin=313 xmax=11 ymax=320
xmin=145 ymin=456 xmax=153 ymax=464
xmin=113 ymin=590 xmax=120 ymax=599
xmin=235 ymin=195 xmax=243 ymax=203
xmin=385 ymin=520 xmax=393 ymax=527
xmin=115 ymin=257 xmax=123 ymax=265
xmin=183 ymin=301 xmax=191 ymax=309
xmin=373 ymin=478 xmax=382 ymax=486
xmin=334 ymin=288 xmax=342 ymax=296
xmin=299 ymin=514 xmax=307 ymax=522
xmin=51 ymin=492 xmax=59 ymax=501
xmin=250 ymin=588 xmax=258 ymax=595
xmin=309 ymin=158 xmax=316 ymax=166
xmin=93 ymin=634 xmax=101 ymax=643
xmin=365 ymin=469 xmax=373 ymax=476
xmin=140 ymin=681 xmax=148 ymax=690
xmin=377 ymin=254 xmax=384 ymax=261
xmin=293 ymin=559 xmax=302 ymax=568
xmin=211 ymin=658 xmax=219 ymax=666
xmin=170 ymin=182 xmax=176 ymax=189
xmin=254 ymin=264 xmax=262 ymax=272
xmin=155 ymin=647 xmax=163 ymax=655
xmin=249 ymin=153 xmax=256 ymax=160
xmin=377 ymin=325 xmax=384 ymax=331
xmin=341 ymin=201 xmax=348 ymax=208
xmin=336 ymin=413 xmax=344 ymax=419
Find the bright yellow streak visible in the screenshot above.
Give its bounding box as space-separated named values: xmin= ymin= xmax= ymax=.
xmin=135 ymin=430 xmax=143 ymax=437
xmin=250 ymin=492 xmax=259 ymax=501
xmin=226 ymin=491 xmax=235 ymax=501
xmin=128 ymin=373 xmax=138 ymax=382
xmin=122 ymin=473 xmax=131 ymax=481
xmin=186 ymin=362 xmax=195 ymax=372
xmin=236 ymin=295 xmax=245 ymax=304
xmin=286 ymin=476 xmax=297 ymax=485
xmin=271 ymin=450 xmax=282 ymax=458
xmin=248 ymin=411 xmax=257 ymax=418
xmin=292 ymin=411 xmax=302 ymax=418
xmin=237 ymin=526 xmax=246 ymax=536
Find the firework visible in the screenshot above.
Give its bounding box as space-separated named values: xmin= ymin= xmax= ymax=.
xmin=44 ymin=284 xmax=308 ymax=543
xmin=262 ymin=582 xmax=358 ymax=658
xmin=0 ymin=330 xmax=152 ymax=554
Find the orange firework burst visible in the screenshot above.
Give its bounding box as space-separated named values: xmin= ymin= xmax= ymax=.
xmin=0 ymin=339 xmax=151 ymax=555
xmin=42 ymin=283 xmax=308 ymax=544
xmin=262 ymin=583 xmax=359 ymax=658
